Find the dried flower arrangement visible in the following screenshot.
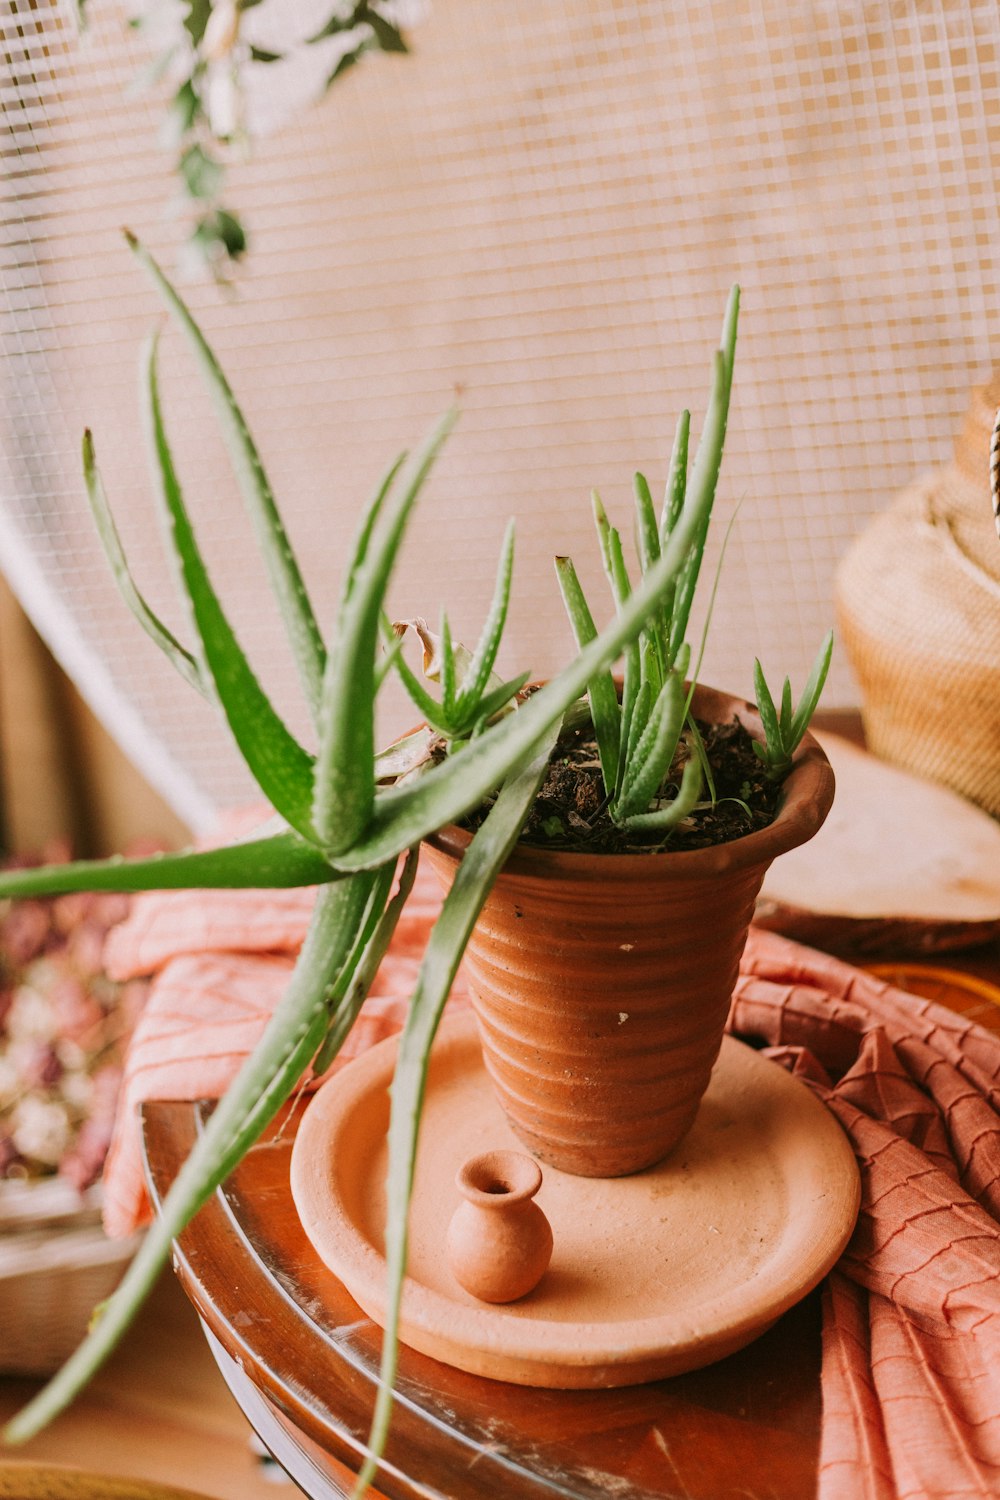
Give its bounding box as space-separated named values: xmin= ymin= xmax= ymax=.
xmin=0 ymin=861 xmax=143 ymax=1191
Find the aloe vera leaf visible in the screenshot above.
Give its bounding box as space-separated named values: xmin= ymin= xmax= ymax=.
xmin=333 ymin=313 xmax=738 ymax=871
xmin=789 ymin=630 xmax=834 ymax=748
xmin=82 ymin=431 xmax=209 ymax=700
xmin=615 ymin=671 xmax=685 ymax=821
xmin=606 ymin=522 xmax=633 ymax=609
xmin=779 ymin=676 xmax=793 ymax=743
xmin=619 ymin=754 xmax=703 ymax=832
xmin=659 ymin=410 xmax=690 ymax=665
xmin=454 ymin=520 xmax=515 ymax=720
xmin=313 ymin=411 xmax=457 ymax=854
xmin=374 ymin=727 xmax=434 ymax=784
xmin=669 ymin=289 xmax=740 ymax=656
xmin=622 ymin=676 xmax=653 ymax=778
xmin=592 ymin=497 xmax=640 ymax=794
xmin=753 ymin=659 xmax=782 ymax=760
xmin=126 ymin=232 xmax=326 ymax=719
xmin=615 ymin=659 xmax=639 ymax=802
xmin=353 ymin=727 xmax=557 ymax=1500
xmin=338 ymin=453 xmax=408 ymax=614
xmin=591 ymin=489 xmax=614 ymax=577
xmin=439 ymin=611 xmax=456 ymax=718
xmin=312 ymin=849 xmax=418 ymax=1076
xmin=142 ymin=335 xmax=319 ymax=842
xmin=682 ymin=498 xmax=742 ymax=722
xmin=606 ymin=520 xmax=642 ymax=788
xmin=0 ymin=830 xmax=338 ymax=898
xmin=660 ymin=409 xmax=690 ymax=546
xmin=633 ymin=471 xmax=660 ymax=572
xmin=373 ymin=632 xmax=403 ymax=693
xmin=634 ymin=473 xmax=668 ymax=676
xmin=464 ymin=671 xmax=531 ymax=730
xmin=640 ymin=637 xmax=662 ymax=700
xmin=554 ymin=555 xmax=619 ymax=793
xmin=683 ymin=713 xmax=716 ymax=806
xmin=383 ymin=615 xmax=449 ymax=731
xmin=3 ymin=872 xmax=379 ymax=1446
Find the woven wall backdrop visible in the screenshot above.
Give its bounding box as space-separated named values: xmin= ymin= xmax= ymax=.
xmin=2 ymin=0 xmax=999 ymax=826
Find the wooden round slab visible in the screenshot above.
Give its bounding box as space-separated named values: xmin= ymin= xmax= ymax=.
xmin=291 ymin=1013 xmax=859 ymax=1389
xmin=756 ymin=731 xmax=1000 ymax=956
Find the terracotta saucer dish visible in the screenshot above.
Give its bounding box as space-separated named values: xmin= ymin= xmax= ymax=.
xmin=291 ymin=1013 xmax=859 ymax=1388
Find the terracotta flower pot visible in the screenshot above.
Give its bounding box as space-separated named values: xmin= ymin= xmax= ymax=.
xmin=423 ymin=684 xmax=834 ymax=1178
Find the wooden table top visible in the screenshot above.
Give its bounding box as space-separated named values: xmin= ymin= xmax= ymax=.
xmin=141 ymin=946 xmax=1000 ymax=1500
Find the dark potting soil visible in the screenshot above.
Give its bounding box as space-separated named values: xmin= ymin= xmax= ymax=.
xmin=461 ymin=717 xmax=783 ymax=854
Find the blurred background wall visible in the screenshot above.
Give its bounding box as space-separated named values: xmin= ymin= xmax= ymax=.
xmin=2 ymin=0 xmax=1000 ymax=841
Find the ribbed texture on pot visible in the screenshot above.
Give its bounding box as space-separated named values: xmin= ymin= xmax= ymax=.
xmin=424 ymin=685 xmax=834 ymax=1178
xmin=836 ymin=376 xmax=1000 ymax=818
xmin=424 ymin=846 xmax=764 ymax=1175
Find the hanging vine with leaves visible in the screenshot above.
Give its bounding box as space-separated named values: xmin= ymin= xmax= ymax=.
xmin=78 ymin=0 xmax=413 ymax=275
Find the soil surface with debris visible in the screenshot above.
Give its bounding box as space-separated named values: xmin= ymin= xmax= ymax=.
xmin=461 ymin=717 xmax=783 ymax=854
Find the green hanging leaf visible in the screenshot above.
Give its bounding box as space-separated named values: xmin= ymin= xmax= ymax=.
xmin=308 ymin=3 xmax=368 ymax=42
xmin=367 ymin=11 xmax=408 ymax=53
xmin=179 ymin=143 xmax=224 ymax=201
xmin=210 ymin=210 xmax=248 ymax=260
xmin=325 ymin=43 xmax=366 ymax=89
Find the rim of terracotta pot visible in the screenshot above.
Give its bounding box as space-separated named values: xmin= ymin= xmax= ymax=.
xmin=426 ymin=682 xmax=835 ymax=880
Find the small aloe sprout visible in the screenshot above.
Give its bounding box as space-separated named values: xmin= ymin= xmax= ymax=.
xmin=386 ymin=519 xmax=530 ymax=744
xmin=753 ymin=630 xmax=834 ymax=781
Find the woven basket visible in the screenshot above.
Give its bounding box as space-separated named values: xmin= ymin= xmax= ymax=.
xmin=836 ymin=376 xmax=1000 ymax=818
xmin=0 ymin=1178 xmax=137 ymax=1377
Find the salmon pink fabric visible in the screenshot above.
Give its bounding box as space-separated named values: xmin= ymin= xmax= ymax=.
xmin=733 ymin=929 xmax=1000 ymax=1500
xmin=101 ymin=851 xmax=467 ymax=1240
xmin=102 ymin=851 xmax=1000 ymax=1499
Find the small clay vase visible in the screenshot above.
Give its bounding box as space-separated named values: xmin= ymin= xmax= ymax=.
xmin=446 ymin=1150 xmax=553 ymax=1304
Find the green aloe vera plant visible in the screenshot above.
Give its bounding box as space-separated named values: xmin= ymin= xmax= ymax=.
xmin=554 ymin=300 xmax=832 ymax=844
xmin=0 ymin=237 xmax=741 ymax=1495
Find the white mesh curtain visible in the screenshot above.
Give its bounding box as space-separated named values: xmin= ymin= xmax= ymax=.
xmin=2 ymin=0 xmax=999 ymax=829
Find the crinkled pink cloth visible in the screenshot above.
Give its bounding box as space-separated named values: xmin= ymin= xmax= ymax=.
xmin=102 ymin=812 xmax=467 ymax=1241
xmin=103 ymin=828 xmax=1000 ymax=1500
